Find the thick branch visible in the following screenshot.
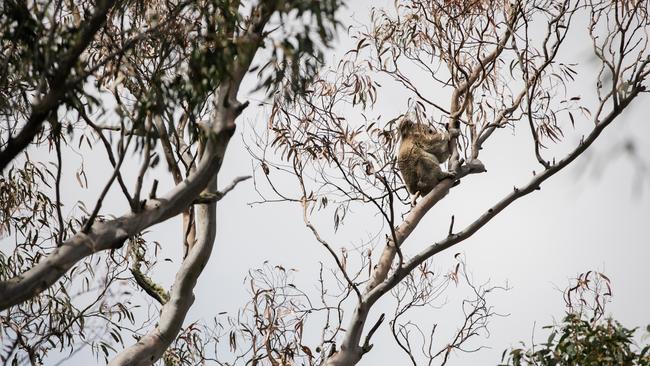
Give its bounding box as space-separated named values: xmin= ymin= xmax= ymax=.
xmin=0 ymin=122 xmax=229 ymax=310
xmin=323 ymin=162 xmax=485 ymax=366
xmin=365 ymin=161 xmax=486 ymax=293
xmin=106 ymin=6 xmax=279 ymax=361
xmin=0 ymin=22 xmax=261 ymax=309
xmin=382 ymin=89 xmax=643 ymax=296
xmin=109 ymin=174 xmax=219 ymax=366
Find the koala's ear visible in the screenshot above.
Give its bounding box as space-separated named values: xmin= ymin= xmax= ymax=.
xmin=398 ymin=118 xmax=413 ymax=137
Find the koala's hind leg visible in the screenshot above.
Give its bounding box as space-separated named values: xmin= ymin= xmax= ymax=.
xmin=413 ymin=159 xmax=456 ymax=205
xmin=413 ymin=157 xmax=441 ymax=199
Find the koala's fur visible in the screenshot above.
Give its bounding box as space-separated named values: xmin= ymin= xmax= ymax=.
xmin=397 ymin=118 xmax=454 ymax=199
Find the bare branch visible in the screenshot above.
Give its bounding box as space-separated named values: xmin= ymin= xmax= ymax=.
xmin=192 ymin=175 xmax=252 ymax=204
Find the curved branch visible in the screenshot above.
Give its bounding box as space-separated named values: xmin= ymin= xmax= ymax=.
xmin=380 ymin=88 xmax=643 ymax=297
xmin=0 ymin=0 xmax=282 ymax=310
xmin=324 ymin=51 xmax=646 ymax=362
xmin=365 ymin=161 xmax=486 ymax=293
xmin=0 ymin=119 xmax=230 ymax=310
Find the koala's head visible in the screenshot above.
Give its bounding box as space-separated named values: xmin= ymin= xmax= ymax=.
xmin=398 ymin=117 xmax=436 ymax=140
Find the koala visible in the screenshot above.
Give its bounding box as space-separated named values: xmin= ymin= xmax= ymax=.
xmin=397 ymin=118 xmax=455 ymax=203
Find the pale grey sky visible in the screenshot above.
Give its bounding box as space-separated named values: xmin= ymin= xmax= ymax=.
xmin=12 ymin=1 xmax=649 ymax=365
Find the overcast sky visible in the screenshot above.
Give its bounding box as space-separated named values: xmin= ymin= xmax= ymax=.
xmin=14 ymin=0 xmax=649 ymax=364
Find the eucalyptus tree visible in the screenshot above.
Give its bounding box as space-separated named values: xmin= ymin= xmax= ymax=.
xmin=0 ymin=0 xmax=340 ymax=364
xmin=2 ymin=0 xmax=649 ymax=365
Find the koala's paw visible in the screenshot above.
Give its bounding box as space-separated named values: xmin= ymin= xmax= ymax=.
xmin=448 ymin=128 xmax=460 ymax=138
xmin=442 ymin=171 xmax=456 ymax=180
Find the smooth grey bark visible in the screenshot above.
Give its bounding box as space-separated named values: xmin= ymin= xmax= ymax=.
xmin=0 ymin=136 xmax=224 ymax=310
xmin=108 ymin=170 xmax=219 ymax=366
xmin=0 ymin=70 xmax=243 ymax=311
xmin=106 ymin=31 xmax=263 ymax=358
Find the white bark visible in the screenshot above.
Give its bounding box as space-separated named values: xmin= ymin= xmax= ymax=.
xmin=105 ymin=35 xmax=265 ymax=356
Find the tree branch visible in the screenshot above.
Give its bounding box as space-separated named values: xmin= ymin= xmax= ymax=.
xmin=362 ymin=85 xmax=644 ymax=340
xmin=366 ymin=160 xmax=486 ymax=293
xmin=192 ymin=175 xmax=252 ymax=204
xmin=109 ymin=169 xmax=219 ymax=366
xmin=0 ymin=31 xmax=259 ymax=309
xmin=0 ymin=0 xmax=118 ymax=172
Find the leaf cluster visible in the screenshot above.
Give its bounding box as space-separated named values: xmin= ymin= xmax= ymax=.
xmin=501 ymin=313 xmax=650 ymax=366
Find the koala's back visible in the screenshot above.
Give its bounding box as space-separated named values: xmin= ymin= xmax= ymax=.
xmin=398 ymin=141 xmax=440 ymax=196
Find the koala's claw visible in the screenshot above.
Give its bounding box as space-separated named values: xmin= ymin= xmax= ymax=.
xmin=410 ymin=191 xmax=421 ymax=207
